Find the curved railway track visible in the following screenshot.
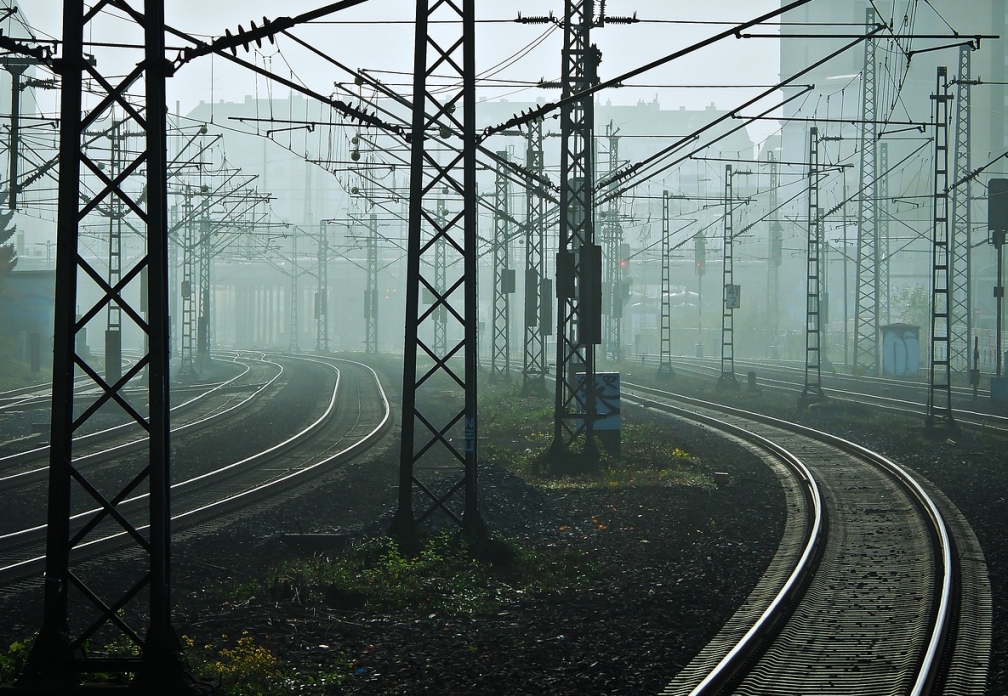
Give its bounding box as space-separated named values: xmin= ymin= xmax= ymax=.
xmin=620 ymin=380 xmax=991 ymax=694
xmin=0 ymin=355 xmax=392 ymax=591
xmin=655 ymin=355 xmax=1008 ymax=432
xmin=0 ymin=350 xmax=269 ymax=465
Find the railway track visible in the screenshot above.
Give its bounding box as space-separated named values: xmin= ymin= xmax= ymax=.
xmin=0 ymin=355 xmax=392 ymax=591
xmin=0 ymin=352 xmax=288 ymax=535
xmin=620 ymin=381 xmax=991 ymax=694
xmin=649 ymin=355 xmax=1008 ymax=432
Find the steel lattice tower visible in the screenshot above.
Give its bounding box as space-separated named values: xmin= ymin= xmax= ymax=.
xmin=950 ymin=45 xmax=973 ymax=372
xmin=24 ymin=0 xmax=183 ymax=685
xmin=198 ymin=211 xmax=211 ymax=367
xmin=491 ymin=151 xmax=512 ymax=379
xmin=316 ymin=219 xmax=329 ymax=352
xmin=391 ymin=0 xmax=483 ymax=539
xmin=105 ymin=119 xmax=124 ymax=384
xmin=433 ymin=201 xmax=448 ymax=357
xmin=602 ymin=121 xmax=622 ymax=362
xmin=804 ymin=128 xmax=824 ymax=401
xmin=720 ymin=166 xmax=736 ymax=382
xmin=854 ymin=7 xmax=880 ymax=373
xmin=522 ymin=118 xmax=548 ymax=392
xmin=289 ymin=226 xmax=299 ymax=351
xmin=365 ymin=212 xmax=379 ymax=354
xmin=928 ymin=66 xmax=955 ymax=430
xmin=878 ymin=142 xmax=890 ymax=325
xmin=658 ymin=190 xmax=673 ymax=375
xmin=180 ymin=188 xmax=196 ymax=377
xmin=767 ymin=151 xmax=782 ymax=358
xmin=551 ymin=0 xmax=602 ymax=462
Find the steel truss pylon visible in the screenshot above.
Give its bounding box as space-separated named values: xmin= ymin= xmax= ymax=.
xmin=854 ymin=6 xmax=880 ymax=373
xmin=179 ymin=186 xmax=196 ymax=377
xmin=491 ymin=151 xmax=512 ymax=380
xmin=522 ymin=118 xmax=548 ymax=392
xmin=104 ymin=118 xmax=125 ymax=385
xmin=720 ymin=165 xmax=736 ymax=383
xmin=289 ymin=226 xmax=299 ymax=351
xmin=433 ymin=201 xmax=447 ymax=356
xmin=878 ymin=142 xmax=890 ymax=325
xmin=365 ymin=212 xmax=379 ymax=354
xmin=804 ymin=127 xmax=824 ymax=402
xmin=552 ymin=0 xmax=602 ymax=464
xmin=767 ymin=151 xmax=782 ymax=358
xmin=24 ymin=0 xmax=183 ymax=686
xmin=950 ymin=44 xmax=973 ymax=372
xmin=316 ymin=220 xmax=329 ymax=352
xmin=198 ymin=211 xmax=211 ymax=368
xmin=658 ymin=190 xmax=673 ymax=375
xmin=602 ymin=121 xmax=622 ymax=362
xmin=928 ymin=66 xmax=956 ymax=430
xmin=391 ymin=0 xmax=484 ymax=540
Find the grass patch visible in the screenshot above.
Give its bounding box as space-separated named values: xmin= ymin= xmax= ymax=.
xmin=478 ymin=381 xmax=714 ymax=489
xmin=183 ymin=631 xmax=348 ymax=696
xmin=222 ymin=531 xmax=591 ymax=616
xmin=0 ymin=634 xmax=33 ymax=684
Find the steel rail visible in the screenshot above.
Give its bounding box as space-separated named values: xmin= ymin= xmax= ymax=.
xmin=626 ymin=391 xmax=824 ymax=694
xmin=0 ymin=352 xmax=279 ymax=484
xmin=0 ymin=356 xmax=390 ymax=584
xmin=626 ymin=380 xmax=955 ymax=694
xmin=657 ymin=355 xmax=1008 ymax=431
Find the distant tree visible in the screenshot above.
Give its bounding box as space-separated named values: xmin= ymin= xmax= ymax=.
xmin=892 ymin=284 xmax=930 ymax=330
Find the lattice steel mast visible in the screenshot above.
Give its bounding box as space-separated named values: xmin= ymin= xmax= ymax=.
xmin=179 ymin=187 xmax=196 ymax=377
xmin=950 ymin=44 xmax=973 ymax=372
xmin=602 ymin=121 xmax=622 ymax=362
xmin=365 ymin=211 xmax=379 ymax=354
xmin=767 ymin=151 xmax=782 ymax=358
xmin=658 ymin=190 xmax=673 ymax=375
xmin=105 ymin=119 xmax=124 ymax=384
xmin=491 ymin=151 xmax=512 ymax=380
xmin=928 ymin=66 xmax=955 ymax=430
xmin=25 ymin=0 xmax=183 ymax=685
xmin=803 ymin=127 xmax=824 ymax=402
xmin=391 ymin=0 xmax=483 ymax=539
xmin=854 ymin=6 xmax=880 ymax=373
xmin=878 ymin=142 xmax=890 ymax=325
xmin=720 ymin=165 xmax=736 ymax=383
xmin=316 ymin=219 xmax=329 ymax=352
xmin=551 ymin=0 xmax=602 ymax=464
xmin=289 ymin=225 xmax=299 ymax=351
xmin=522 ymin=118 xmax=549 ymax=392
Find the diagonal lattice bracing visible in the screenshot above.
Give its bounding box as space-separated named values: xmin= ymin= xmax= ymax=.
xmin=392 ymin=0 xmax=483 ymax=541
xmin=950 ymin=45 xmax=972 ymax=372
xmin=491 ymin=152 xmax=512 ymax=380
xmin=854 ymin=6 xmax=879 ymax=373
xmin=24 ymin=0 xmax=183 ymax=686
xmin=602 ymin=122 xmax=622 ymax=362
xmin=551 ymin=0 xmax=602 ymax=465
xmin=522 ymin=118 xmax=549 ymax=392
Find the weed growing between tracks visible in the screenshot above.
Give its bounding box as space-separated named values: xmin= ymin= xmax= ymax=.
xmin=184 ymin=531 xmax=594 ymax=691
xmin=218 ymin=531 xmax=593 ymax=615
xmin=182 ymin=631 xmax=348 ymax=696
xmin=478 ymin=382 xmax=716 ymax=489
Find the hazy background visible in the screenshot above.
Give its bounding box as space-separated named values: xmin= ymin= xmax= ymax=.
xmin=24 ymin=1 xmax=786 ymax=144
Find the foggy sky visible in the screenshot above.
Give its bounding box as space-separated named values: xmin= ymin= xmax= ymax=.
xmin=23 ymin=1 xmax=785 ymax=144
